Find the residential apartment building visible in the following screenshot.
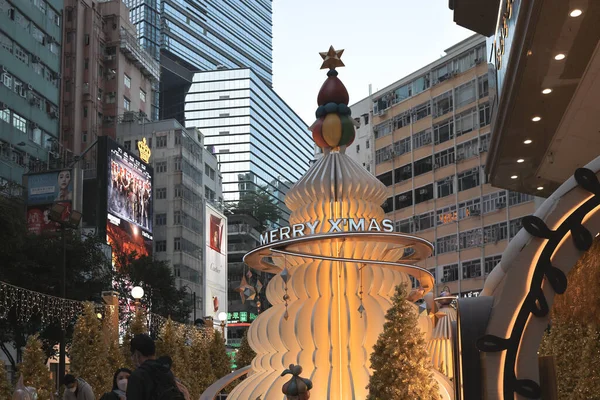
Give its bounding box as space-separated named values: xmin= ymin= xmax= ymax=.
xmin=0 ymin=0 xmax=63 ymax=185
xmin=61 ymin=0 xmax=158 ymax=162
xmin=362 ymin=35 xmax=536 ymax=296
xmin=343 ymin=95 xmax=374 ymax=173
xmin=117 ymin=118 xmax=222 ymax=318
xmin=183 ymin=68 xmax=312 ymax=224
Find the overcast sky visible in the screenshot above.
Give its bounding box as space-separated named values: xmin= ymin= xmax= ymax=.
xmin=272 ymin=0 xmax=475 ymax=125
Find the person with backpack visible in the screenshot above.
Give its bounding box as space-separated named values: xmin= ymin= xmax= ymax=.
xmin=126 ymin=334 xmax=185 ymax=400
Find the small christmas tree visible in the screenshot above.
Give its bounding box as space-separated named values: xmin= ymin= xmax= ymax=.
xmin=19 ymin=334 xmax=54 ymax=400
xmin=70 ymin=302 xmax=111 ymax=395
xmin=208 ymin=330 xmax=231 ymax=379
xmin=156 ymin=318 xmax=188 ymax=385
xmin=103 ymin=307 xmax=125 ymax=373
xmin=187 ymin=329 xmax=215 ymax=399
xmin=367 ymin=284 xmax=439 ymax=400
xmin=121 ymin=307 xmax=148 ymax=368
xmin=0 ymin=360 xmax=12 ymax=399
xmin=236 ymin=330 xmax=256 ymax=369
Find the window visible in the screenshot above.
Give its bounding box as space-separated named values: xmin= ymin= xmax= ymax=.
xmin=14 ymin=44 xmax=28 ymax=65
xmin=456 ymin=138 xmax=479 ymax=160
xmin=434 ymin=119 xmax=454 ymax=145
xmin=459 ymin=228 xmax=483 ymax=249
xmin=394 ymin=164 xmax=412 ymax=183
xmin=173 ymin=211 xmax=181 ymax=225
xmin=436 ymin=235 xmax=458 ymax=255
xmin=458 ymin=167 xmax=480 ymax=192
xmin=436 ymin=176 xmax=454 ymax=198
xmin=395 ymin=190 xmax=413 ymax=210
xmin=155 ymin=213 xmax=166 ymax=226
xmin=382 ymin=197 xmax=393 ymax=213
xmin=147 ymin=137 xmax=152 ymax=148
xmin=414 ymin=184 xmax=433 ymax=204
xmin=432 ymin=91 xmax=453 ymax=118
xmin=485 ymin=255 xmax=502 ymax=274
xmin=366 ymin=140 xmax=370 ymax=149
xmin=415 ymin=211 xmax=435 ymax=231
xmin=413 ymin=101 xmax=431 ymax=121
xmin=429 ymin=268 xmax=437 ymax=283
xmin=509 ymin=217 xmax=524 ymax=239
xmin=174 ymin=237 xmax=181 ymax=251
xmin=458 ymin=197 xmax=481 ymax=219
xmin=395 ymin=218 xmax=415 ymax=234
xmin=482 ymin=191 xmax=507 ymax=213
xmin=82 ymin=131 xmax=87 ymax=142
xmin=12 ymin=113 xmax=26 ymax=133
xmin=484 ymin=222 xmax=508 ymax=244
xmin=478 ymin=74 xmax=489 ymax=98
xmin=437 ymin=204 xmax=458 ymax=225
xmin=356 ymin=144 xmax=360 ymax=153
xmin=509 ymin=191 xmax=534 ymax=206
xmin=479 ymin=103 xmax=491 ymax=127
xmin=413 ymin=129 xmax=432 ymax=149
xmin=140 ymin=89 xmax=146 ymax=102
xmin=1 ymin=71 xmax=12 ymax=89
xmin=205 ymin=164 xmax=216 ymax=180
xmin=455 ymin=80 xmax=476 ymax=108
xmin=124 ymin=74 xmax=131 ymax=88
xmin=480 ymin=134 xmax=490 ymax=153
xmin=156 ymin=188 xmax=167 ymax=199
xmin=124 ymin=141 xmax=131 ymax=151
xmin=375 ymin=145 xmax=392 ymax=165
xmin=124 ymin=97 xmax=130 ymax=111
xmin=155 ymin=240 xmax=166 ymax=252
xmin=174 ymin=130 xmax=182 ymax=145
xmin=156 ymin=135 xmax=167 ymax=148
xmin=374 ymin=121 xmax=392 ymax=139
xmin=84 ymin=34 xmax=90 ymax=45
xmin=434 ymin=147 xmax=455 ymax=168
xmin=377 ymin=171 xmax=392 ymax=187
xmin=442 ymin=264 xmax=459 ymax=282
xmin=394 ymin=111 xmax=411 ymax=130
xmin=205 ymin=186 xmax=216 ymax=201
xmin=0 ymin=108 xmax=10 ymax=123
xmin=393 ymin=136 xmax=411 ymax=157
xmin=156 ymin=161 xmax=167 ymax=173
xmin=462 ymin=259 xmax=482 ymax=279
xmin=432 ymin=62 xmax=453 ymax=85
xmin=455 ymin=108 xmax=477 ymax=137
xmin=413 ymin=156 xmax=433 ymax=176
xmin=173 ymin=156 xmax=181 ymax=171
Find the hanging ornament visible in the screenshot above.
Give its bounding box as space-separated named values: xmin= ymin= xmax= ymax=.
xmin=234 ymin=276 xmax=252 ymax=304
xmin=358 ymin=263 xmax=365 ymax=317
xmin=246 ymin=269 xmax=253 ymax=279
xmin=255 ymin=280 xmax=263 ymax=294
xmin=282 ymin=257 xmax=290 ymax=321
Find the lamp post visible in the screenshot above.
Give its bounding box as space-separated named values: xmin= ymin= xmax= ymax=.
xmin=217 ymin=311 xmax=228 ymax=339
xmin=182 ymin=286 xmax=196 ymax=323
xmin=47 ymin=202 xmax=82 ymax=388
xmin=131 ymin=286 xmax=144 ymax=308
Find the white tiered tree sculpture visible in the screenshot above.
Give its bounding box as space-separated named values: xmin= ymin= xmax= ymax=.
xmin=227 ymin=47 xmax=449 ymax=400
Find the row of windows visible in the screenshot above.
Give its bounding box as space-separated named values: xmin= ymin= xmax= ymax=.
xmin=434 ymin=254 xmax=502 ymax=283
xmin=395 ymin=190 xmax=533 ymax=234
xmin=0 ymin=0 xmax=60 ymax=30
xmin=0 ymin=34 xmax=59 ymax=89
xmin=155 ymin=237 xmax=202 ymax=258
xmin=435 ymin=217 xmax=524 ymax=255
xmin=373 ymin=45 xmax=486 ymax=113
xmin=0 ymin=106 xmax=55 ymax=149
xmin=377 ymin=134 xmax=489 ymax=186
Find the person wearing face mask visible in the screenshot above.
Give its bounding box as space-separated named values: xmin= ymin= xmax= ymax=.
xmin=100 ymin=368 xmax=132 ymax=400
xmin=127 ymin=334 xmax=185 ymax=400
xmin=62 ymin=374 xmax=94 ymax=400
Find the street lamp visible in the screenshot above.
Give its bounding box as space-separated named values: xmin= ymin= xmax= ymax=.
xmin=218 ymin=311 xmax=228 ymax=339
xmin=131 ymin=286 xmax=144 ymax=308
xmin=47 ymin=202 xmax=82 ymax=388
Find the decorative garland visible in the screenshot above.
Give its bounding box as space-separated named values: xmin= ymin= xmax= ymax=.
xmin=476 ymin=168 xmax=600 ymax=399
xmin=0 ymin=281 xmax=113 ymax=330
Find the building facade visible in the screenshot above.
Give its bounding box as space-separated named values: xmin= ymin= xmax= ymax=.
xmin=0 ymin=0 xmax=63 ymax=185
xmin=183 ymin=68 xmax=312 ymax=224
xmin=60 ymin=0 xmax=158 ymax=164
xmin=117 ymin=118 xmax=222 ymax=318
xmin=361 ymin=35 xmax=536 ymax=296
xmin=342 ymin=95 xmax=374 ymax=173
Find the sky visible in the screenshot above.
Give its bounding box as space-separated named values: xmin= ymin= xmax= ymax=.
xmin=272 ymin=0 xmax=475 ymax=125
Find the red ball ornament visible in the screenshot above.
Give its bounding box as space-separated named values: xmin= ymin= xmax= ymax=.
xmin=317 ymin=75 xmax=349 ymax=106
xmin=311 ymin=118 xmax=328 ymax=148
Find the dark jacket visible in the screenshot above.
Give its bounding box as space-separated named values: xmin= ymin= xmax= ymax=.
xmin=99 ymin=392 xmax=122 ymax=400
xmin=126 ymin=357 xmax=176 ymax=400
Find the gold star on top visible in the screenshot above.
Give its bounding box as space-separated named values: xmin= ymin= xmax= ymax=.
xmin=320 ymin=46 xmax=345 ymax=70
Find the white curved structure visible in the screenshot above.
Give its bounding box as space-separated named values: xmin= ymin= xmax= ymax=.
xmin=227 ymin=150 xmax=447 ymax=400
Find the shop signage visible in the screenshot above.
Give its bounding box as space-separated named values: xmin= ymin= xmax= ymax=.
xmin=260 ymin=218 xmax=394 ymax=246
xmin=494 ymin=0 xmax=516 ymax=71
xmin=137 ymin=137 xmax=151 ymax=163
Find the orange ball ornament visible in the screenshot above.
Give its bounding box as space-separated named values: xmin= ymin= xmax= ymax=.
xmin=311 ymin=118 xmax=328 ymax=148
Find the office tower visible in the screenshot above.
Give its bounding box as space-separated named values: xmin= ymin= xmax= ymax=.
xmin=183 ymin=68 xmax=311 ymax=223
xmin=0 ymin=0 xmax=63 ymax=185
xmin=60 ymin=0 xmax=158 ymax=161
xmin=351 ymin=35 xmax=536 ymax=297
xmin=117 ymin=118 xmax=223 ymax=319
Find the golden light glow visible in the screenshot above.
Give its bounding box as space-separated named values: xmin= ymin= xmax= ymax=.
xmin=570 ymin=9 xmax=583 ymax=17
xmin=531 ymin=116 xmax=541 ymax=122
xmin=542 ymin=88 xmax=552 ymax=94
xmin=524 ymin=139 xmax=533 ymax=144
xmin=511 ymin=175 xmax=518 ymax=179
xmin=555 ymin=53 xmax=566 ymax=60
xmin=537 ymin=186 xmax=544 ymax=191
xmin=517 ymin=159 xmax=525 ymax=163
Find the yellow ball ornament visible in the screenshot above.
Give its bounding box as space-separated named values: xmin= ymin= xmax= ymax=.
xmin=322 ymin=113 xmax=342 ymax=147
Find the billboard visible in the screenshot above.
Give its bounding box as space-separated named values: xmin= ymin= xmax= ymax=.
xmin=105 ymin=139 xmax=153 ymax=259
xmin=25 ymin=169 xmax=75 ymax=234
xmin=204 ymin=203 xmax=227 ymax=319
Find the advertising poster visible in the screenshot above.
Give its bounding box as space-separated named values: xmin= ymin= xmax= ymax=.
xmin=204 ymin=203 xmax=227 ymax=319
xmin=26 ymin=202 xmax=72 ymax=235
xmin=105 ymin=139 xmax=153 ymax=259
xmin=26 ymin=170 xmax=74 ymax=205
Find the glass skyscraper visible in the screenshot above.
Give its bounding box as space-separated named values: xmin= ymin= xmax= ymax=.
xmin=184 ymin=69 xmax=311 ymax=222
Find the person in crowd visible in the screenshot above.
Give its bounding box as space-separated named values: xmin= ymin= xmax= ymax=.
xmin=127 ymin=334 xmax=184 ymax=400
xmin=100 ymin=368 xmax=131 ymax=400
xmin=62 ymin=374 xmax=94 ymax=400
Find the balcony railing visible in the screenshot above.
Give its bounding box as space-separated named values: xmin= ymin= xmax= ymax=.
xmin=118 ymin=28 xmax=160 ymax=81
